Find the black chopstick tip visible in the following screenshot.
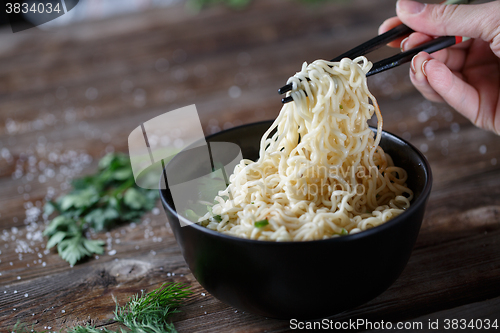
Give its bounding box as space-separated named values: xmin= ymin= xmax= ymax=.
xmin=278 ymin=83 xmax=293 ymax=95
xmin=281 ymin=96 xmax=293 ymax=104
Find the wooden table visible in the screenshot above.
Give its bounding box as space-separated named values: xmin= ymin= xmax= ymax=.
xmin=1 ymin=0 xmax=499 ymax=331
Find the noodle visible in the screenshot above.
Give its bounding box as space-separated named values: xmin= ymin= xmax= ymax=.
xmin=199 ymin=56 xmax=413 ymax=241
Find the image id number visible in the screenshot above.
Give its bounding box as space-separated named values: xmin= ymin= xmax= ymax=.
xmin=444 ymin=319 xmax=499 ymax=330
xmin=6 ymin=2 xmax=62 ymax=14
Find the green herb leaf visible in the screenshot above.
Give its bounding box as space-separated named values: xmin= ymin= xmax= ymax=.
xmin=254 ymin=219 xmax=269 ymax=228
xmin=124 ymin=188 xmax=149 ymax=210
xmin=58 ymin=188 xmax=100 ymax=211
xmin=57 ymin=235 xmax=91 ymax=266
xmin=84 ymin=207 xmax=120 ymax=231
xmin=213 ymin=215 xmax=222 ymax=222
xmin=43 ymin=201 xmax=57 ymax=216
xmin=46 ymin=231 xmax=68 ymax=249
xmin=112 ymin=167 xmax=133 ymax=181
xmin=43 ymin=153 xmax=160 ymax=266
xmin=340 ymin=228 xmax=348 ymax=235
xmin=82 ymin=238 xmax=105 ymax=255
xmin=185 ymin=209 xmax=200 ymax=222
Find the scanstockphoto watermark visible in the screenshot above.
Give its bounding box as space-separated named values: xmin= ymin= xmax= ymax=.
xmin=2 ymin=0 xmax=80 ymax=32
xmin=289 ymin=318 xmax=423 ymax=331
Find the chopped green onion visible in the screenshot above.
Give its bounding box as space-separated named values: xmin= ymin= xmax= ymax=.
xmin=254 ymin=219 xmax=269 ymax=228
xmin=340 ymin=228 xmax=348 ymax=235
xmin=213 ymin=215 xmax=222 ymax=222
xmin=339 ymin=104 xmax=343 ymax=109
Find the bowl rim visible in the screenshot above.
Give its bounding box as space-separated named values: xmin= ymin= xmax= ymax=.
xmin=159 ymin=120 xmax=433 ymax=245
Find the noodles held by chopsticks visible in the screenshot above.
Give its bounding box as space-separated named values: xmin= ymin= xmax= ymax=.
xmin=200 ymin=57 xmax=413 ymax=241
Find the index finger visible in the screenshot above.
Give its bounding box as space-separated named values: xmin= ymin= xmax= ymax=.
xmin=378 ymin=17 xmax=406 ymax=48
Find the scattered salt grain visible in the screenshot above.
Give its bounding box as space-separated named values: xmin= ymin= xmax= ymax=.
xmin=108 ymin=250 xmax=117 ymax=256
xmin=201 ymin=293 xmax=206 ymax=296
xmin=402 ymin=132 xmax=411 ymax=141
xmin=237 ymin=52 xmax=251 ymax=66
xmin=86 ymin=87 xmax=98 ymax=100
xmin=418 ymin=112 xmax=429 ymax=123
xmin=450 ymin=122 xmax=460 ymax=133
xmin=24 ymin=293 xmax=28 ymax=297
xmin=479 ymin=145 xmax=487 ymax=154
xmin=155 ymin=58 xmax=169 ymax=72
xmin=228 ymin=86 xmax=241 ymax=99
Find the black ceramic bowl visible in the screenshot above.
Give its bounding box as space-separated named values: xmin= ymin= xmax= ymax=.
xmin=160 ymin=121 xmax=432 ymax=319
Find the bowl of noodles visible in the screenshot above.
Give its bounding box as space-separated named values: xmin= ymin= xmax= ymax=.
xmin=159 ymin=57 xmax=432 ymax=319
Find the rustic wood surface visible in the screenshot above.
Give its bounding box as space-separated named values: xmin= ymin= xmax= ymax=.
xmin=1 ymin=0 xmax=500 ymax=331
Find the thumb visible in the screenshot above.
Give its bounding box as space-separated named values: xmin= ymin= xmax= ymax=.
xmin=396 ymin=0 xmax=500 ymax=44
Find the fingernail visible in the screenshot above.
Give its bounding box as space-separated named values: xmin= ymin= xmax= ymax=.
xmin=400 ymin=37 xmax=409 ymax=52
xmin=397 ymin=0 xmax=426 ymax=14
xmin=421 ymin=59 xmax=429 ymax=77
xmin=411 ymin=55 xmax=417 ymax=74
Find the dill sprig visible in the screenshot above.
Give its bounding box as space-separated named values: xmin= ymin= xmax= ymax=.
xmin=114 ymin=283 xmax=192 ymax=333
xmin=12 ymin=283 xmax=192 ymax=333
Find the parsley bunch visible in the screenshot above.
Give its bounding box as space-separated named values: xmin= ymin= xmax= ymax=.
xmin=43 ymin=153 xmax=159 ymax=266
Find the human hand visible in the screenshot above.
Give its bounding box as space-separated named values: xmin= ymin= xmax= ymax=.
xmin=379 ymin=0 xmax=500 ymax=135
